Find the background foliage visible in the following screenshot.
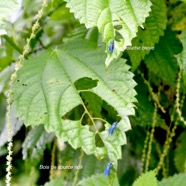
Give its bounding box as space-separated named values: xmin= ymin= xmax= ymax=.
xmin=0 ymin=0 xmax=186 ymax=185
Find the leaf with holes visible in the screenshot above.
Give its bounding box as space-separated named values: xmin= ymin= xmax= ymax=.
xmin=12 ymin=39 xmax=137 ymax=164
xmin=64 ymin=0 xmax=152 ymax=66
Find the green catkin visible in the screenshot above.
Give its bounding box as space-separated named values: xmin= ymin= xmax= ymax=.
xmin=141 ymin=130 xmax=150 ymax=173
xmin=72 ymin=150 xmax=84 ymax=186
xmin=155 ymin=142 xmax=167 ymax=178
xmin=155 ymin=94 xmax=185 ymax=174
xmin=176 ymin=71 xmax=186 ymax=125
xmin=5 ymin=1 xmax=48 ymax=185
xmin=145 ymin=103 xmax=157 ymax=172
xmin=155 ymin=119 xmax=178 ymax=174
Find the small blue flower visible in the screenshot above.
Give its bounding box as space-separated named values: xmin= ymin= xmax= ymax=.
xmin=108 ymin=122 xmax=118 ymax=134
xmin=104 ymin=162 xmax=112 ymax=176
xmin=108 ymin=40 xmax=114 ymax=53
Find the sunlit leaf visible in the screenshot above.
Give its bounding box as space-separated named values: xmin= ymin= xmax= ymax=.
xmin=64 ymin=0 xmax=152 ymax=66
xmin=12 ymin=39 xmax=137 ymax=164
xmin=133 ymin=171 xmax=157 ymax=186
xmin=158 ymin=173 xmax=186 ymax=186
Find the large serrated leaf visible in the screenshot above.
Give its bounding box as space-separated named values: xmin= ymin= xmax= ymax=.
xmin=12 ymin=39 xmax=137 ymax=164
xmin=145 ymin=29 xmax=182 ymax=85
xmin=158 ymin=173 xmax=186 ymax=186
xmin=64 ymin=0 xmax=152 ymax=66
xmin=127 ymin=0 xmax=167 ymax=70
xmin=132 ymin=171 xmax=157 ymax=186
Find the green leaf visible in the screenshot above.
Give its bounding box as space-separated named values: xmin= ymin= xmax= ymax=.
xmin=64 ymin=0 xmax=152 ymax=66
xmin=170 ymin=3 xmax=186 ymax=31
xmin=158 ymin=173 xmax=186 ymax=186
xmin=127 ymin=0 xmax=167 ymax=70
xmin=12 ymin=39 xmax=137 ymax=164
xmin=174 ymin=131 xmax=186 ymax=172
xmin=0 ymin=0 xmax=19 ymax=20
xmin=44 ymin=177 xmax=64 ymax=186
xmin=78 ymin=154 xmax=108 ymax=179
xmin=77 ymin=173 xmax=119 ymax=186
xmin=144 ymin=28 xmax=182 ymax=85
xmin=130 ymin=77 xmax=165 ymax=127
xmin=0 ymin=1 xmax=20 ymax=39
xmin=63 ymin=24 xmax=88 ymax=42
xmin=22 ymin=125 xmax=54 ymax=162
xmin=177 ymin=30 xmax=186 ymax=87
xmin=0 ymin=108 xmax=23 ymax=147
xmin=133 ymin=171 xmax=157 ymax=186
xmin=0 ymin=64 xmax=14 ymax=93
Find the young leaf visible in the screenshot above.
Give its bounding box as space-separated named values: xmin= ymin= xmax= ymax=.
xmin=158 ymin=173 xmax=186 ymax=186
xmin=12 ymin=39 xmax=137 ymax=164
xmin=64 ymin=0 xmax=152 ymax=65
xmin=127 ymin=0 xmax=167 ymax=70
xmin=132 ymin=171 xmax=157 ymax=186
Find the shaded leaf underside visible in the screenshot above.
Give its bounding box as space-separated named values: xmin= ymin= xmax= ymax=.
xmin=127 ymin=0 xmax=167 ymax=70
xmin=145 ymin=29 xmax=182 ymax=85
